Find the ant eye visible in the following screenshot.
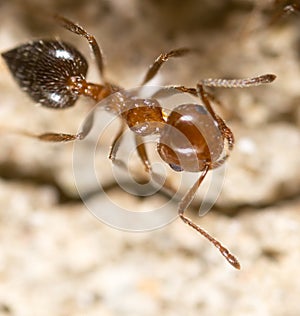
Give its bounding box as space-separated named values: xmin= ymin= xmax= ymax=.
xmin=2 ymin=40 xmax=88 ymax=108
xmin=169 ymin=163 xmax=184 ymax=172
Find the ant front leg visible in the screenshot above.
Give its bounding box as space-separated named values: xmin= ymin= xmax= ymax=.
xmin=135 ymin=135 xmax=178 ymax=196
xmin=178 ymin=164 xmax=241 ymax=269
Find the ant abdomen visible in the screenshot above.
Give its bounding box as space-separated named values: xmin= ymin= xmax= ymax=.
xmin=157 ymin=104 xmax=224 ymax=172
xmin=2 ymin=40 xmax=88 ymax=108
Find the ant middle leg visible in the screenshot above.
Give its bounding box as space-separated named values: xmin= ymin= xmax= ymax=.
xmin=108 ymin=123 xmax=152 ymax=175
xmin=54 ymin=15 xmax=105 ymax=80
xmin=108 ymin=126 xmax=175 ymax=195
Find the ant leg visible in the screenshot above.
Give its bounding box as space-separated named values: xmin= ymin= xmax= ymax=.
xmin=108 ymin=128 xmax=176 ymax=195
xmin=108 ymin=121 xmax=128 ymax=169
xmin=197 ymin=74 xmax=275 ymax=149
xmin=197 ymin=84 xmax=234 ymax=150
xmin=172 ymin=73 xmax=276 ymax=149
xmin=1 ymin=107 xmax=95 ymax=142
xmin=54 ymin=15 xmax=105 ymax=80
xmin=172 ymin=85 xmax=223 ymax=110
xmin=210 ymin=155 xmax=229 ymax=169
xmin=135 ymin=135 xmax=178 ymax=196
xmin=135 ymin=135 xmax=151 ymax=173
xmin=142 ymin=48 xmax=194 ymax=85
xmin=178 ymin=164 xmax=240 ymax=269
xmin=152 ymin=84 xmax=234 ymax=150
xmin=0 ymin=128 xmax=80 ymax=142
xmin=149 ymin=86 xmax=195 ymax=100
xmin=107 ymin=124 xmax=154 ymax=181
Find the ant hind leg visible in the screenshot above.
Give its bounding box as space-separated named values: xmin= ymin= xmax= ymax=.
xmin=54 ymin=15 xmax=105 ymax=80
xmin=142 ymin=48 xmax=194 ymax=85
xmin=0 ymin=106 xmax=95 ymax=142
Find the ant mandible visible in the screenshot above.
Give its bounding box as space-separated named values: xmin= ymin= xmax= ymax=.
xmin=1 ymin=15 xmax=276 ymax=269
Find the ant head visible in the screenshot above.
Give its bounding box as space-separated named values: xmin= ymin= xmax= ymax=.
xmin=2 ymin=40 xmax=88 ymax=109
xmin=157 ymin=103 xmax=224 ymax=172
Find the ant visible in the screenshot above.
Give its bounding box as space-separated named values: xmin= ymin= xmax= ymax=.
xmin=1 ymin=15 xmax=276 ymax=269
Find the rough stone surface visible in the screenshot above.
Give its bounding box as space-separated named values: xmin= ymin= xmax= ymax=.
xmin=0 ymin=179 xmax=300 ymax=316
xmin=1 ymin=0 xmax=299 ymax=204
xmin=0 ymin=1 xmax=300 ymax=315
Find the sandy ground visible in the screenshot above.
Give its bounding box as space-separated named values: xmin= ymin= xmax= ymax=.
xmin=0 ymin=1 xmax=300 ymax=315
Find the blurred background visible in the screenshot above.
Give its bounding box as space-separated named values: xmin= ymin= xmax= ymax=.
xmin=0 ymin=0 xmax=300 ymax=315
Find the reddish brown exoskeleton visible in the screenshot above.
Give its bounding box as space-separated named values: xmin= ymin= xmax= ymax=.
xmin=1 ymin=15 xmax=276 ymax=269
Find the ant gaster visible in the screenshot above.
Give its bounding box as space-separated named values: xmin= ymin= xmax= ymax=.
xmin=1 ymin=15 xmax=276 ymax=269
